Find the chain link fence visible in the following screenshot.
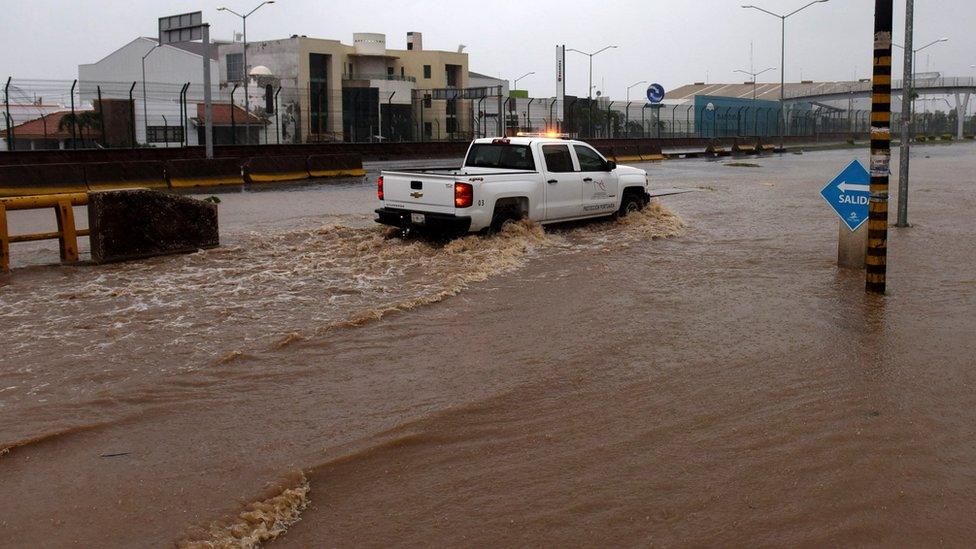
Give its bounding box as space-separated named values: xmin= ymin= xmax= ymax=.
xmin=4 ymin=77 xmax=974 ymax=151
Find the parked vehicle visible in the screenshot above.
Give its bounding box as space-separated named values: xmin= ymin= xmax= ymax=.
xmin=375 ymin=134 xmax=651 ymax=235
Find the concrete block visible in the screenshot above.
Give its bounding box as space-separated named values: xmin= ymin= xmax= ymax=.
xmin=88 ymin=189 xmax=219 ymax=264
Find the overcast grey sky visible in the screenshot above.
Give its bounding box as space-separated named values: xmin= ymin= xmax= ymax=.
xmin=2 ymin=0 xmax=973 ymax=99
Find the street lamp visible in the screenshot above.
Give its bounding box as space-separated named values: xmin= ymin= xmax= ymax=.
xmin=513 ymin=72 xmax=535 ymax=92
xmin=625 ymin=81 xmax=648 ymax=137
xmin=626 ymin=80 xmax=648 ymax=104
xmin=218 ymin=1 xmax=275 ymax=144
xmin=567 ymin=45 xmax=619 ymax=138
xmin=893 ymin=38 xmax=948 ymax=81
xmin=734 ymin=68 xmax=776 ymax=100
xmin=742 ymin=0 xmax=829 ymax=151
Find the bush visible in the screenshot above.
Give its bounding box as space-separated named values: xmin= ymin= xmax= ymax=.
xmin=940 ymin=133 xmax=953 ymax=141
xmin=916 ymin=135 xmax=928 ymax=142
xmin=965 ymin=135 xmax=975 ymax=140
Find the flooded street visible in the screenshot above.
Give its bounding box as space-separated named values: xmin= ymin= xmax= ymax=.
xmin=2 ymin=144 xmax=976 ymax=546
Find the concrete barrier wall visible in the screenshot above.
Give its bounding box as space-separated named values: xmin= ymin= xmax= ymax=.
xmin=166 ymin=158 xmax=245 ymax=189
xmin=244 ymin=155 xmax=311 ymax=184
xmin=85 ymin=161 xmax=168 ymax=191
xmin=307 ymin=154 xmax=366 ymax=178
xmin=88 ymin=189 xmax=219 ymax=264
xmin=0 ymin=163 xmax=89 ymax=196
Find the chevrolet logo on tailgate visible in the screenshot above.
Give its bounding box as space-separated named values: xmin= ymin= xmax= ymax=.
xmin=410 ymin=191 xmax=424 ymax=198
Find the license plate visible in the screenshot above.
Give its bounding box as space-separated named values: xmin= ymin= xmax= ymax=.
xmin=410 ymin=213 xmax=426 ymax=225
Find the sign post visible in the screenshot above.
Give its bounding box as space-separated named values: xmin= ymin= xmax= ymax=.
xmin=822 ymin=160 xmax=871 ymax=269
xmin=159 ymin=11 xmax=213 ymax=159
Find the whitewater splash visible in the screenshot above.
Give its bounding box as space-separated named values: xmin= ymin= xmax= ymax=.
xmin=179 ymin=473 xmax=310 ymax=548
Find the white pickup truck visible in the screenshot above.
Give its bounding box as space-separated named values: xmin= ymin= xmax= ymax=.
xmin=375 ymin=135 xmax=651 ymax=235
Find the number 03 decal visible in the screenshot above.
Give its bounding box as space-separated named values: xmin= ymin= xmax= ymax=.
xmin=477 ymin=200 xmax=486 ymax=207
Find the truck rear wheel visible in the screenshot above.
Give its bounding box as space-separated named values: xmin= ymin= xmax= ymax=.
xmin=489 ymin=203 xmax=523 ymax=234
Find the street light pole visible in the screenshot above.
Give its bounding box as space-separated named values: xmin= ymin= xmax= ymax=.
xmin=218 ymin=1 xmax=275 ymax=144
xmin=567 ymin=45 xmax=618 ymax=138
xmin=734 ymin=68 xmax=775 ymax=100
xmin=141 ymin=43 xmax=161 ymax=145
xmin=742 ymin=1 xmax=829 ymax=151
xmin=626 ymin=81 xmax=647 ymax=137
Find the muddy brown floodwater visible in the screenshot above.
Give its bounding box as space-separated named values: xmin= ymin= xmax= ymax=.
xmin=1 ymin=144 xmax=975 ymax=547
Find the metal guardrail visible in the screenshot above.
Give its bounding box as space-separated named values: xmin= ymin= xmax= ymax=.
xmin=0 ymin=192 xmax=89 ymax=272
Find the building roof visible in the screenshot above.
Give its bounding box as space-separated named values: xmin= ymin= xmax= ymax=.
xmin=469 ymin=71 xmax=504 ymax=81
xmin=0 ymin=111 xmax=101 ymax=139
xmin=139 ymin=37 xmax=219 ymax=60
xmin=194 ymin=103 xmax=267 ymax=126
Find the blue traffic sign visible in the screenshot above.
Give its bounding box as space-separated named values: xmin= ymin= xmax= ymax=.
xmin=647 ymin=83 xmax=665 ymax=104
xmin=821 ymin=159 xmax=871 ymax=231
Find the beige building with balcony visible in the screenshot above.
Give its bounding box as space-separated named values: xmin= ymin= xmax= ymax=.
xmin=218 ymin=32 xmax=470 ymax=142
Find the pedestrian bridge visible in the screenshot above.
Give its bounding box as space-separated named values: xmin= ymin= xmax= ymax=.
xmin=783 ymin=77 xmax=975 ymax=103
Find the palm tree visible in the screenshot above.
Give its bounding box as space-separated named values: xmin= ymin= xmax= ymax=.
xmin=58 ymin=111 xmax=100 ymax=146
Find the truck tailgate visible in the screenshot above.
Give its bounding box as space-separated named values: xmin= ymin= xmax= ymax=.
xmin=382 ymin=172 xmax=457 ymax=214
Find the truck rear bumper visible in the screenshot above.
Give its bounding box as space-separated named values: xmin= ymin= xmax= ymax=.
xmin=375 ymin=207 xmax=472 ymax=235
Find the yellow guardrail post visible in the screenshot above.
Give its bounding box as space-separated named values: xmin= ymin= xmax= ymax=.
xmin=55 ymin=199 xmax=80 ymax=263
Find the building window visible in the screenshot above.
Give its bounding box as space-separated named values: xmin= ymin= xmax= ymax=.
xmin=309 ymin=54 xmax=329 ymax=133
xmin=400 ymin=67 xmax=405 ymax=78
xmin=446 ymin=64 xmax=460 ymax=87
xmin=226 ymin=53 xmax=244 ymax=82
xmin=446 ymin=99 xmax=457 ymax=115
xmin=423 ymin=94 xmax=432 ymax=108
xmin=424 ymin=122 xmax=432 ymax=137
xmin=446 ymin=118 xmax=458 ymax=133
xmin=423 ymin=65 xmax=431 ymax=79
xmin=387 ymin=66 xmax=394 ymax=77
xmin=146 ymin=126 xmax=184 ymax=143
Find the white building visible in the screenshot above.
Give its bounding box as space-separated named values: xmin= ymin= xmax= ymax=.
xmin=78 ymin=37 xmax=263 ymax=147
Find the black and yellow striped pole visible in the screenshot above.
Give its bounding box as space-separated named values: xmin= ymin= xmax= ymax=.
xmin=866 ymin=0 xmax=894 ymax=294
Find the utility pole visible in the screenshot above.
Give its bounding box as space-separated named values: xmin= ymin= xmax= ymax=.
xmin=866 ymin=0 xmax=893 ymax=294
xmin=896 ymin=0 xmax=913 ymax=227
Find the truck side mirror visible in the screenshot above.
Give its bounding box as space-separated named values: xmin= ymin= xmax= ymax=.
xmin=606 ymin=161 xmax=617 ymax=171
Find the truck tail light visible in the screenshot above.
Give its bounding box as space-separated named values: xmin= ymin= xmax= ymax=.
xmin=454 ymin=182 xmax=473 ymax=208
xmin=377 ymin=176 xmax=384 ymax=200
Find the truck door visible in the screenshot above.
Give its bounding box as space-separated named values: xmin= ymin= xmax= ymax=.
xmin=541 ymin=144 xmax=582 ymax=219
xmin=574 ymin=144 xmax=619 ymax=216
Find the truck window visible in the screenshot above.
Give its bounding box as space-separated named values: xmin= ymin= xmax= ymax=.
xmin=465 ymin=144 xmax=536 ymax=171
xmin=542 ymin=144 xmax=575 ymax=173
xmin=574 ymin=145 xmax=608 ymax=172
